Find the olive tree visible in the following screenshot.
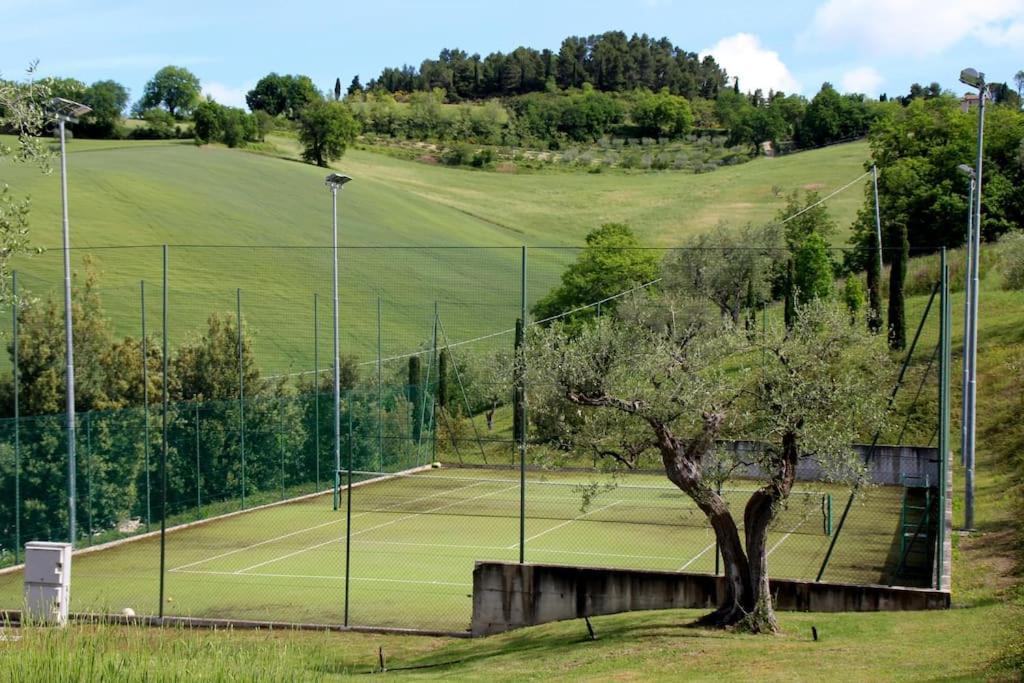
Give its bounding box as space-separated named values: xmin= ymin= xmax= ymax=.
xmin=1 ymin=64 xmax=50 ymax=303
xmin=527 ymin=296 xmax=891 ymax=632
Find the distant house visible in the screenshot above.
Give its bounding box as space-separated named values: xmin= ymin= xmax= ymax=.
xmin=960 ymin=92 xmax=980 ymax=113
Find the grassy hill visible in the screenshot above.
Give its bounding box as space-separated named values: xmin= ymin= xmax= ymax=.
xmin=0 ymin=137 xmax=870 ymax=376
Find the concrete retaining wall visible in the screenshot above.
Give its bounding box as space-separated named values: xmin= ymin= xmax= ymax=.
xmin=471 ymin=562 xmax=950 ymax=636
xmin=724 ymin=442 xmax=939 ymax=486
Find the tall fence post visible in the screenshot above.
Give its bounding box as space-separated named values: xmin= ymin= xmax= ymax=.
xmin=158 ymin=244 xmax=169 ymax=618
xmin=518 ymin=245 xmax=527 ymax=564
xmin=237 ymin=288 xmax=245 ymax=510
xmin=279 ymin=397 xmax=285 ymax=501
xmin=85 ymin=413 xmax=92 ymax=543
xmin=937 ymin=249 xmax=950 ymax=590
xmin=141 ymin=280 xmax=151 ymax=530
xmin=377 ymin=296 xmax=383 ymax=472
xmin=430 ymin=302 xmax=438 ymax=465
xmin=12 ymin=271 xmax=20 ymax=564
xmin=313 ymin=292 xmax=320 ymax=490
xmin=195 ymin=401 xmax=201 ymax=509
xmin=343 ymin=393 xmax=353 ymax=627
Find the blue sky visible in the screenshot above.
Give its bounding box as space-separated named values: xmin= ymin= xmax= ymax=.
xmin=2 ymin=0 xmax=1022 ymax=108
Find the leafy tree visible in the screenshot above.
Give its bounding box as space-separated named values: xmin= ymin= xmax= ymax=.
xmin=0 ymin=64 xmax=50 ymax=304
xmin=843 ymin=275 xmax=866 ymax=321
xmin=193 ymin=101 xmax=258 ymax=148
xmin=528 ymin=298 xmax=891 ymax=632
xmin=662 ymin=223 xmax=784 ymax=324
xmin=846 ymin=96 xmax=1023 ymax=261
xmin=140 ymin=66 xmax=200 ymax=118
xmin=778 ymin=190 xmax=837 ymax=250
xmin=531 ymin=224 xmax=660 ymax=326
xmin=246 ymin=73 xmax=322 ymax=119
xmin=46 ymin=77 xmax=87 ymax=103
xmin=81 ymin=80 xmax=130 ymax=137
xmin=347 ymin=76 xmax=363 ymax=97
xmin=793 ymin=232 xmax=834 ymax=304
xmin=1015 ymin=70 xmax=1024 ymax=100
xmin=631 ymin=88 xmax=693 ymax=137
xmin=297 ymin=101 xmax=359 ymax=167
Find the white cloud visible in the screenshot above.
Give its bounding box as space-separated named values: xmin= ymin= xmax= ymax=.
xmin=203 ymin=82 xmax=251 ymax=110
xmin=840 ymin=66 xmax=883 ymax=94
xmin=701 ymin=33 xmax=801 ymax=95
xmin=805 ymin=0 xmax=1024 ymax=56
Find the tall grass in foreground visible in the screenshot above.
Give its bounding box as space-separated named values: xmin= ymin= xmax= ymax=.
xmin=0 ymin=622 xmax=365 ymax=682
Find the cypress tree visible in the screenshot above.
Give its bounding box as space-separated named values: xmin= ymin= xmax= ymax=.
xmin=888 ymin=224 xmax=908 ymax=350
xmin=408 ymin=355 xmax=422 ymax=441
xmin=866 ymin=241 xmax=882 ymax=333
xmin=438 ymin=349 xmax=449 ymax=410
xmin=784 ymin=258 xmax=796 ymax=330
xmin=334 ymin=77 xmax=342 ymax=101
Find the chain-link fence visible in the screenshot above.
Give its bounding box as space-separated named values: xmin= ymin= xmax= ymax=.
xmin=0 ymin=245 xmax=951 ymax=631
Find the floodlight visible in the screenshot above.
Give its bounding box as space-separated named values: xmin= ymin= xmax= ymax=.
xmin=959 ymin=68 xmax=984 ymax=89
xmin=49 ymin=97 xmax=92 ymax=122
xmin=957 ymin=164 xmax=975 ymax=178
xmin=325 ymin=173 xmax=352 ymax=189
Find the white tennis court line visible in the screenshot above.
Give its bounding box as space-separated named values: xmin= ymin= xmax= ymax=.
xmin=766 ymin=515 xmax=808 ymax=558
xmin=167 ymin=479 xmax=491 ymax=573
xmin=234 ymin=483 xmax=521 ymax=574
xmin=172 ymin=569 xmax=471 ymax=588
xmin=169 ymin=478 xmax=494 ymax=573
xmin=506 ymin=500 xmax=624 ymax=549
xmin=349 ymin=539 xmax=685 ymax=562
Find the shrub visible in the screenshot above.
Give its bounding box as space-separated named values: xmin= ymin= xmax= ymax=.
xmin=998 ymin=231 xmax=1024 ymax=290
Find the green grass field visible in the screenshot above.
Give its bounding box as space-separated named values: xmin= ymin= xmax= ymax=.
xmin=0 ymin=136 xmax=870 ymax=375
xmin=0 ymin=466 xmax=902 ymax=632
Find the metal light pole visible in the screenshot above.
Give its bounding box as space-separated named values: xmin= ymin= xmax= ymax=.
xmin=51 ymin=98 xmax=91 ymax=546
xmin=959 ymin=68 xmax=986 ymax=531
xmin=325 ymin=173 xmax=352 ymax=511
xmin=956 ymin=164 xmax=975 ymax=472
xmin=871 ymin=164 xmax=884 ymax=277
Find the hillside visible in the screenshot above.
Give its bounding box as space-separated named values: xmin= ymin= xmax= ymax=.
xmin=0 ymin=138 xmax=869 ymax=374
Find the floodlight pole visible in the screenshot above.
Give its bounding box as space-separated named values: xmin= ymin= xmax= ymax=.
xmin=57 ymin=114 xmax=78 ymax=546
xmin=871 ymin=164 xmax=883 ymax=277
xmin=960 ymin=69 xmax=986 ymax=531
xmin=959 ymin=173 xmax=974 ymax=470
xmin=325 ymin=173 xmax=351 ymax=510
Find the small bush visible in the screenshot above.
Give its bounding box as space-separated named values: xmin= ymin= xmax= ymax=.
xmin=998 ymin=231 xmax=1024 ymax=290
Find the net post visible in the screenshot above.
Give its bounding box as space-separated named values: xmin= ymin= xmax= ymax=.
xmin=431 ymin=302 xmax=438 ymax=466
xmin=158 ymin=244 xmax=169 ymax=619
xmin=12 ymin=270 xmax=20 ymax=565
xmin=141 ymin=279 xmax=151 ymax=531
xmin=237 ymin=287 xmax=246 ymax=510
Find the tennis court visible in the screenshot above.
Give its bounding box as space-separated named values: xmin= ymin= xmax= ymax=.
xmin=0 ymin=466 xmax=904 ymax=631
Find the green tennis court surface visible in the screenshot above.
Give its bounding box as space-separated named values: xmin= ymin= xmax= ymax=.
xmin=0 ymin=467 xmax=904 ymax=631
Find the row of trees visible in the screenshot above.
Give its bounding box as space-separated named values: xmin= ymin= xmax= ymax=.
xmin=0 ymin=269 xmax=426 ymax=546
xmin=367 ymin=32 xmax=728 ymax=101
xmin=847 ymin=95 xmax=1024 ymax=262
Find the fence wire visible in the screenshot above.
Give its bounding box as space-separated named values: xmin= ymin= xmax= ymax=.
xmin=0 ymin=245 xmax=950 ymax=631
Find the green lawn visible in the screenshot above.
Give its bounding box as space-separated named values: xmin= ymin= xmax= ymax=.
xmin=0 ymin=466 xmax=903 ymax=632
xmin=0 ymin=136 xmax=870 ymax=376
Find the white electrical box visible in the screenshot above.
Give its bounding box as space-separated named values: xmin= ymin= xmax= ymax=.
xmin=24 ymin=541 xmax=72 ymax=625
